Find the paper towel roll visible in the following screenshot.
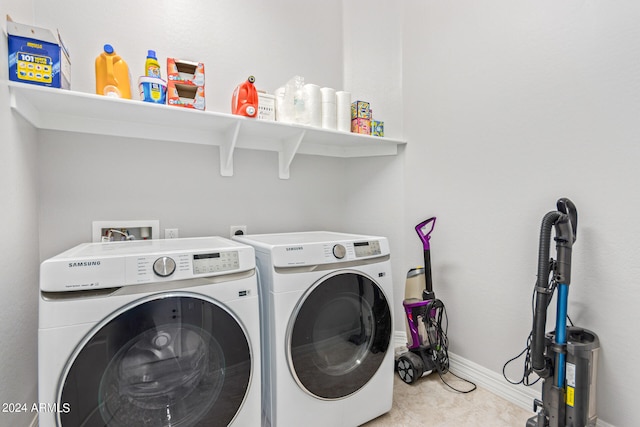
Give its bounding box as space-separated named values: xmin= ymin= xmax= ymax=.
xmin=321 ymin=87 xmax=337 ymax=130
xmin=335 ymin=90 xmax=351 ymax=132
xmin=321 ymin=87 xmax=336 ymax=103
xmin=304 ymin=84 xmax=322 ymax=127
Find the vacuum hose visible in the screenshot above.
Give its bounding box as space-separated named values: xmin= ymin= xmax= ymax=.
xmin=531 ymin=199 xmax=577 ymax=378
xmin=531 ymin=211 xmax=562 ymax=376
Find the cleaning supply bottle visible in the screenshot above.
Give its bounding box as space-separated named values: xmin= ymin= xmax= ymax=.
xmin=95 ymin=44 xmax=132 ymax=99
xmin=231 ymin=75 xmax=259 ymax=117
xmin=145 ymin=49 xmax=161 ymax=78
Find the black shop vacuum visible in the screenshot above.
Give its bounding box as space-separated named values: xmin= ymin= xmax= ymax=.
xmin=395 ymin=217 xmax=476 ymax=393
xmin=504 ymin=198 xmax=600 ymax=427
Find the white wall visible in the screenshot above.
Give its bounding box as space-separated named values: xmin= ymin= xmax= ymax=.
xmin=402 ymin=1 xmax=640 ymax=426
xmin=32 ymin=0 xmax=352 ymax=258
xmin=0 ymin=3 xmax=41 ymax=426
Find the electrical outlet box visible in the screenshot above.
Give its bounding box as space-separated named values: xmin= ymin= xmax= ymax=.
xmin=92 ymin=220 xmax=160 ymax=242
xmin=230 ymin=225 xmax=247 ymax=239
xmin=165 ymin=228 xmax=179 ymax=239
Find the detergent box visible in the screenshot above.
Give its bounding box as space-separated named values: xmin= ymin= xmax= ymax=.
xmin=258 ymin=91 xmax=276 ymax=121
xmin=166 ymin=58 xmax=205 ymax=110
xmin=6 ymin=15 xmax=70 ymax=89
xmin=351 ymin=100 xmax=371 ymax=120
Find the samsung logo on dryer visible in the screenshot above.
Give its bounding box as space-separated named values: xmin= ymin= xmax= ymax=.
xmin=68 ymin=261 xmax=101 ymax=268
xmin=285 ymin=246 xmax=304 ymax=251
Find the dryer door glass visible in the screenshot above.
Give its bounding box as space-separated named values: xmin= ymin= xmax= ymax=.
xmin=58 ymin=294 xmax=252 ymax=427
xmin=288 ymin=271 xmax=392 ymax=399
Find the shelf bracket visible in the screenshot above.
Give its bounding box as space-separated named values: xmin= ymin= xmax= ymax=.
xmin=220 ymin=121 xmax=241 ymax=177
xmin=279 ymin=130 xmax=306 ymax=179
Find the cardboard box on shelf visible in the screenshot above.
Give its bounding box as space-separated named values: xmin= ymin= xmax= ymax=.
xmin=351 ymin=100 xmax=371 ymax=120
xmin=371 ymin=120 xmax=384 ymax=137
xmin=6 ymin=15 xmax=70 ymax=89
xmin=167 ymin=83 xmax=205 ymax=110
xmin=166 ymin=58 xmax=205 ymax=110
xmin=351 ymin=118 xmax=371 ymax=135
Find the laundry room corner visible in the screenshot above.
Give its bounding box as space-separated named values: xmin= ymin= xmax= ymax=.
xmin=0 ymin=3 xmax=41 ymax=427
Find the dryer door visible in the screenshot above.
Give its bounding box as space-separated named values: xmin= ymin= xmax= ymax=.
xmin=287 ymin=271 xmax=392 ymax=400
xmin=57 ymin=293 xmax=252 ymax=427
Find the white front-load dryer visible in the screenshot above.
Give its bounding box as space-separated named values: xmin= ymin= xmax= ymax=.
xmin=233 ymin=231 xmax=394 ymax=427
xmin=38 ymin=237 xmax=261 ymax=427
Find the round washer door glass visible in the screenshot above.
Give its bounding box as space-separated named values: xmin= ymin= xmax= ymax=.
xmin=58 ymin=294 xmax=252 ymax=427
xmin=288 ymin=271 xmax=392 ymax=399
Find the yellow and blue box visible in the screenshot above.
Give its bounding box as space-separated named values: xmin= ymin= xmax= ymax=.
xmin=351 ymin=100 xmax=371 ymax=120
xmin=371 ymin=120 xmax=384 ymax=137
xmin=6 ymin=16 xmax=70 ymax=89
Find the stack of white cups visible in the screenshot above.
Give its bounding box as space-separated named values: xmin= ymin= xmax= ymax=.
xmin=320 ymin=87 xmax=337 ymax=130
xmin=336 ymin=90 xmax=351 ymax=132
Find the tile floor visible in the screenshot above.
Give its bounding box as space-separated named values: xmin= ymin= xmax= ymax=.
xmin=362 ymin=371 xmax=533 ymax=427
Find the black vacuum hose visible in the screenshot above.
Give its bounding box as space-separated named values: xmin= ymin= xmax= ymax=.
xmin=531 ymin=210 xmax=563 ymax=376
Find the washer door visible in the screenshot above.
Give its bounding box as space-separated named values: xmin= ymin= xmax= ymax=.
xmin=58 ymin=293 xmax=252 ymax=427
xmin=287 ymin=271 xmax=391 ymax=400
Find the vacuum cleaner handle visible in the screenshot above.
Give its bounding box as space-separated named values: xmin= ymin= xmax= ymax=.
xmin=557 ymin=198 xmax=578 ymax=243
xmin=415 ymin=217 xmax=436 ymax=250
xmin=415 ymin=217 xmax=436 ymax=296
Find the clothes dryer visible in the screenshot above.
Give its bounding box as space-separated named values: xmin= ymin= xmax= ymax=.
xmin=38 ymin=237 xmax=260 ymax=427
xmin=233 ymin=231 xmax=394 ymax=427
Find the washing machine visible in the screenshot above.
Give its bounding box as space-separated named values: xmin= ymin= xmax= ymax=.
xmin=38 ymin=236 xmax=261 ymax=427
xmin=233 ymin=231 xmax=394 ymax=427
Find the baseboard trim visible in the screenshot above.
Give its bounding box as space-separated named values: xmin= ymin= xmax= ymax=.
xmin=393 ymin=332 xmax=614 ymax=427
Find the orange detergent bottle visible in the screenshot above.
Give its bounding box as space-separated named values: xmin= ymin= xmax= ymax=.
xmin=95 ymin=44 xmax=132 ymax=98
xmin=232 ymin=75 xmax=258 ymax=117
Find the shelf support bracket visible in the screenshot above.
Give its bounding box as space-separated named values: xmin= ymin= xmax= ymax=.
xmin=279 ymin=130 xmax=306 ymax=179
xmin=220 ymin=121 xmax=241 ymax=177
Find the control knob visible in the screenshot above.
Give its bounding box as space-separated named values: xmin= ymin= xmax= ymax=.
xmin=153 ymin=256 xmax=176 ymax=277
xmin=332 ymin=244 xmax=346 ymax=259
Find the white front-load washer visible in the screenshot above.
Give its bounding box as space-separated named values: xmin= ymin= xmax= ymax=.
xmin=233 ymin=231 xmax=394 ymax=427
xmin=38 ymin=237 xmax=261 ymax=427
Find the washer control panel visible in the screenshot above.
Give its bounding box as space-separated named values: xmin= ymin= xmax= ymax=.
xmin=131 ymin=250 xmax=240 ymax=282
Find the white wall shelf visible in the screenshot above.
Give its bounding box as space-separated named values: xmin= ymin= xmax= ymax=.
xmin=7 ymin=81 xmax=406 ymax=179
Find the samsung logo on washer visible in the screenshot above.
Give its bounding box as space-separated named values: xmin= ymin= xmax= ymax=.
xmin=285 ymin=246 xmax=304 ymax=251
xmin=68 ymin=261 xmax=101 ymax=268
